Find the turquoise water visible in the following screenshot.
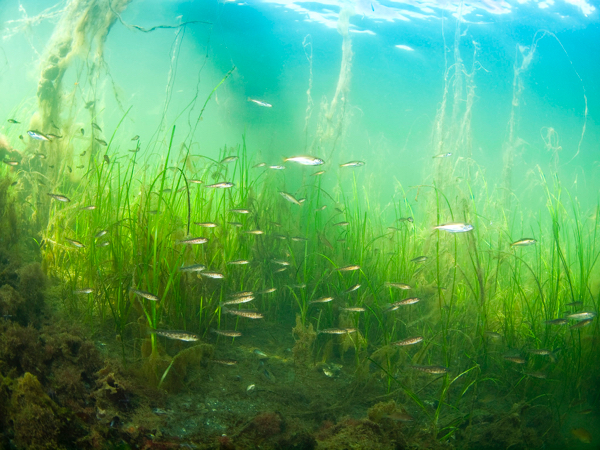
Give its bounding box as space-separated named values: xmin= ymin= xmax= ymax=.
xmin=2 ymin=0 xmax=597 ymax=193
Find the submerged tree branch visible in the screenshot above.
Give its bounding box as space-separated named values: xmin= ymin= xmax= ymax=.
xmin=109 ymin=3 xmax=211 ymax=33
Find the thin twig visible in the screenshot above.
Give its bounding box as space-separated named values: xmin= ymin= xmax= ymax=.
xmin=109 ymin=3 xmax=211 ymax=33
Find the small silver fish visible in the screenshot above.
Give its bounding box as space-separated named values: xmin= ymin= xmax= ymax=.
xmin=254 ymin=349 xmax=268 ymax=358
xmin=228 ymin=291 xmax=254 ymax=298
xmin=503 ymin=356 xmax=526 ymax=364
xmin=47 ymin=193 xmax=70 ymax=202
xmin=230 ymin=209 xmax=250 ymax=214
xmin=177 ymin=237 xmax=209 ymax=245
xmin=151 ymin=329 xmax=199 ymax=342
xmin=95 ymin=230 xmax=108 ymax=239
xmin=312 ymin=170 xmax=325 ymax=176
xmin=566 ymin=311 xmax=596 ymax=321
xmin=201 ymin=271 xmax=225 ymax=279
xmin=96 ymin=138 xmax=108 ymax=147
xmin=571 ymin=319 xmax=594 ymax=329
xmin=434 ymin=222 xmax=473 ymax=233
xmin=511 ymin=238 xmax=536 ymax=247
xmin=344 ymin=284 xmax=361 ymax=294
xmin=257 ymin=288 xmax=277 ymax=295
xmin=386 ymin=298 xmax=421 ymax=311
xmin=81 ymin=205 xmax=96 ymax=210
xmin=224 ymin=309 xmax=263 ymax=319
xmin=220 ymin=296 xmax=255 ymax=306
xmin=384 ymin=282 xmax=412 ymax=290
xmin=284 ymin=156 xmax=325 ymax=166
xmin=393 ymin=336 xmax=424 ymax=346
xmin=211 ymin=329 xmax=242 ymax=337
xmin=279 ymin=191 xmax=302 ymax=205
xmin=524 ymin=371 xmax=547 ymax=379
xmin=318 ymin=328 xmax=357 ymax=334
xmin=527 ymin=349 xmax=552 ymax=356
xmin=212 ymin=359 xmax=238 ymax=365
xmin=221 ymin=156 xmax=238 ymax=164
xmin=546 ymin=318 xmax=568 ymax=325
xmin=253 ymin=162 xmax=266 ymax=168
xmin=340 ymin=161 xmax=365 ymax=168
xmin=333 ymin=221 xmax=349 ymax=227
xmin=412 ymin=365 xmax=449 ymax=374
xmin=271 ymin=259 xmax=290 ymax=266
xmin=243 ymin=230 xmax=264 ymax=235
xmin=179 ymin=264 xmax=206 ymax=272
xmin=320 ymin=235 xmax=334 ymax=250
xmin=269 ymin=165 xmax=285 ymax=170
xmin=339 ymin=306 xmax=365 ymax=312
xmin=433 ymin=152 xmax=452 ymax=158
xmin=248 ymin=98 xmax=272 ymax=107
xmin=309 ymin=296 xmax=334 ymax=304
xmin=27 ymin=130 xmax=50 ymax=141
xmin=73 ymin=288 xmax=94 ymax=295
xmin=227 ymin=259 xmax=250 ymax=265
xmin=2 ymin=160 xmax=18 ymax=166
xmin=334 ymin=265 xmax=360 ymax=272
xmin=484 ymin=331 xmax=502 ymax=339
xmin=206 ymin=182 xmax=234 ymax=188
xmin=66 ymin=238 xmax=85 ymax=248
xmin=129 ymin=288 xmax=160 ymax=302
xmin=194 ymin=222 xmax=218 ymax=228
xmin=411 ymin=256 xmax=427 ymax=263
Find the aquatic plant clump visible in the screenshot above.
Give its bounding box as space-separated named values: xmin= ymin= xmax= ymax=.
xmin=23 ymin=120 xmax=597 ymax=446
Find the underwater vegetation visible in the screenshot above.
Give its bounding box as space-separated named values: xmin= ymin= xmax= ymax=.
xmin=0 ymin=2 xmax=598 ymax=449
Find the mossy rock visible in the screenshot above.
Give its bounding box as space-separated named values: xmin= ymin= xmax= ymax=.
xmin=316 ymin=418 xmax=393 ymax=450
xmin=292 ymin=315 xmax=316 ymax=370
xmin=159 ymin=343 xmax=214 ymax=392
xmin=11 ymin=372 xmax=66 ymax=450
xmin=0 ymin=322 xmax=47 ymax=377
xmin=367 ymin=400 xmax=396 ymax=423
xmin=17 ymin=262 xmax=46 ymax=320
xmin=0 ymin=284 xmax=29 ymax=325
